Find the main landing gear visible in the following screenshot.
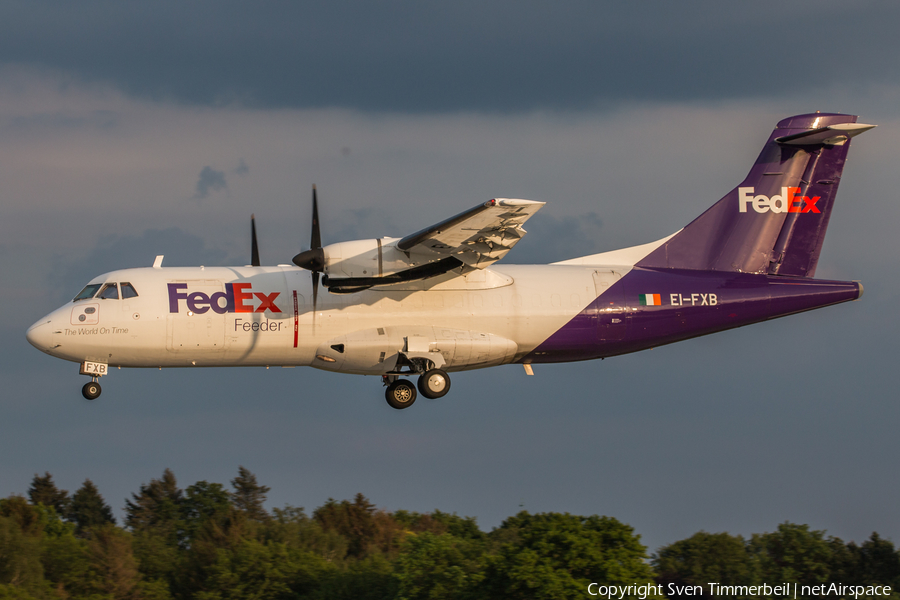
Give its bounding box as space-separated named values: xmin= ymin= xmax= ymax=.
xmin=382 ymin=368 xmax=452 ymax=409
xmin=385 ymin=378 xmax=416 ymax=409
xmin=418 ymin=368 xmax=450 ymax=399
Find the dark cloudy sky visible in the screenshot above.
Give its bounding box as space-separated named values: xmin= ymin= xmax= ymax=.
xmin=3 ymin=1 xmax=899 ymax=553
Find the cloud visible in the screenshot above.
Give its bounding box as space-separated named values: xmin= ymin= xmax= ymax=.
xmin=193 ymin=166 xmax=227 ymax=199
xmin=49 ymin=227 xmax=231 ymax=305
xmin=1 ymin=2 xmax=899 ymax=112
xmin=511 ymin=211 xmax=604 ymax=264
xmin=233 ymin=159 xmax=249 ymax=176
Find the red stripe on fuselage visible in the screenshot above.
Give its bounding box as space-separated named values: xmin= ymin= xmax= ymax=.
xmin=293 ymin=291 xmax=299 ymax=348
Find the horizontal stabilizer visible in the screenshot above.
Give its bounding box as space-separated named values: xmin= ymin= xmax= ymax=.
xmin=776 ymin=122 xmax=876 ymax=146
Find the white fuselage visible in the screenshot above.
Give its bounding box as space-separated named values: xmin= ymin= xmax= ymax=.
xmin=28 ymin=263 xmax=631 ymax=374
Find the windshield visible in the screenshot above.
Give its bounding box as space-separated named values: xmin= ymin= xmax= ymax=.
xmin=97 ymin=283 xmax=119 ymax=300
xmin=73 ymin=283 xmax=102 ymax=301
xmin=121 ymin=282 xmax=139 ymax=299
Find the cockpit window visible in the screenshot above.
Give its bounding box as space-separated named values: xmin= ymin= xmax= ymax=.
xmin=121 ymin=282 xmax=139 ymax=299
xmin=98 ymin=283 xmax=119 ymax=300
xmin=73 ymin=283 xmax=102 ymax=301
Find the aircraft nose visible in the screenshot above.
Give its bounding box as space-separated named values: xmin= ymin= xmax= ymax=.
xmin=26 ymin=319 xmax=53 ymax=352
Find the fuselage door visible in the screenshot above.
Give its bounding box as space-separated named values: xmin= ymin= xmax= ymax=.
xmin=593 ymin=270 xmax=628 ymax=341
xmin=166 ymin=281 xmax=226 ymax=354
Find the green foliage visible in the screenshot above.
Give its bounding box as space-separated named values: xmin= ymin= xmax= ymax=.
xmin=309 ymin=554 xmax=398 ymax=600
xmin=852 ymin=533 xmax=900 ymax=588
xmin=654 ymin=531 xmax=757 ymax=597
xmin=0 ymin=514 xmax=51 ymax=599
xmin=392 ymin=509 xmax=484 ymax=541
xmin=0 ymin=584 xmax=46 ymax=600
xmin=266 ymin=506 xmax=348 ymax=562
xmin=478 ymin=511 xmax=661 ymax=599
xmin=38 ymin=519 xmax=93 ymax=597
xmin=27 ymin=474 xmax=69 ymax=517
xmin=230 ymin=467 xmax=270 ymax=523
xmin=313 ymin=493 xmax=403 ymax=559
xmin=395 ymin=532 xmax=485 ymax=600
xmin=180 ymin=481 xmax=232 ymax=546
xmin=125 ymin=468 xmax=183 ymax=534
xmin=68 ymin=479 xmax=116 ymax=535
xmin=5 ymin=472 xmax=899 ymax=600
xmin=748 ymin=522 xmax=834 ymax=587
xmin=187 ymin=539 xmax=330 ymax=600
xmin=85 ymin=523 xmax=143 ymax=599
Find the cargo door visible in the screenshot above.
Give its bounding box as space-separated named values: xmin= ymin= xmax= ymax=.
xmin=166 ymin=281 xmax=226 ymax=354
xmin=593 ymin=270 xmax=628 ymax=341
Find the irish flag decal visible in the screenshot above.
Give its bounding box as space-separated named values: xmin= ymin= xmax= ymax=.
xmin=639 ymin=293 xmax=662 ymax=306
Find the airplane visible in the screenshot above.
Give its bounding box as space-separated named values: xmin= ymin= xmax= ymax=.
xmin=26 ymin=112 xmax=873 ymax=409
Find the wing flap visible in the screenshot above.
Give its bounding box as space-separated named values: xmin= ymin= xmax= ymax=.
xmin=399 ymin=198 xmax=544 ymax=269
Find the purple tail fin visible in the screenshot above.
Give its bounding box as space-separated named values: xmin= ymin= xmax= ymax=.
xmin=637 ymin=113 xmax=874 ymax=277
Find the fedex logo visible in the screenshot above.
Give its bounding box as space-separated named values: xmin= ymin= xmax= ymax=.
xmin=168 ymin=283 xmax=281 ymax=314
xmin=738 ymin=187 xmax=820 ymax=214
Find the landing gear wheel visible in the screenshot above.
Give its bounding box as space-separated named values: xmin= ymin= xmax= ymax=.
xmin=418 ymin=369 xmax=451 ymax=399
xmin=385 ymin=379 xmax=417 ymax=409
xmin=82 ymin=381 xmax=101 ymax=400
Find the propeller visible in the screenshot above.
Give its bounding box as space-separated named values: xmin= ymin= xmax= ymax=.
xmin=291 ymin=185 xmax=325 ymax=323
xmin=250 ymin=214 xmax=260 ymax=267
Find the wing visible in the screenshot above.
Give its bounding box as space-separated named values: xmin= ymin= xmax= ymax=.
xmin=320 ymin=199 xmax=545 ymax=293
xmin=398 ymin=198 xmax=545 ymax=269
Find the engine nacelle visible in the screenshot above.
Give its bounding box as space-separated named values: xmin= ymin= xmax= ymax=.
xmin=311 ymin=326 xmax=518 ymax=375
xmin=322 ymin=237 xmax=413 ymax=279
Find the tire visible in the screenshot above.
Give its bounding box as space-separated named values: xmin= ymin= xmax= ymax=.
xmin=418 ymin=369 xmax=451 ymax=399
xmin=385 ymin=379 xmax=417 ymax=409
xmin=82 ymin=381 xmax=102 ymax=400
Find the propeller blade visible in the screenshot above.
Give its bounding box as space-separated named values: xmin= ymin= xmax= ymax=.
xmin=311 ymin=184 xmax=321 ymax=250
xmin=290 ymin=184 xmax=325 ymax=328
xmin=251 ymin=214 xmax=260 ymax=267
xmin=292 ymin=184 xmax=326 ymax=271
xmin=311 ymin=270 xmax=319 ymax=326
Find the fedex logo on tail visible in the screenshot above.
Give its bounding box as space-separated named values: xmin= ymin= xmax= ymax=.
xmin=738 ymin=187 xmax=820 ymax=214
xmin=168 ymin=283 xmax=281 ymax=314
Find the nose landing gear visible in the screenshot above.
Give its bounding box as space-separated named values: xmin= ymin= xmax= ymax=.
xmin=82 ymin=379 xmax=101 ymax=400
xmin=78 ymin=361 xmax=107 ymax=400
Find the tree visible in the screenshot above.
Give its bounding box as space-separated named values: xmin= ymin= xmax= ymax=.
xmin=309 ymin=554 xmax=398 ymax=600
xmin=654 ymin=532 xmax=757 ymax=598
xmin=184 ymin=538 xmax=331 ymax=600
xmin=266 ymin=506 xmax=349 ymax=562
xmin=478 ymin=511 xmax=662 ymax=599
xmin=179 ymin=481 xmax=234 ymax=549
xmin=748 ymin=523 xmax=833 ymax=587
xmin=848 ymin=533 xmax=900 ymax=588
xmin=27 ymin=473 xmax=69 ymax=516
xmin=230 ymin=466 xmax=270 ymax=522
xmin=86 ymin=524 xmax=143 ymax=600
xmin=125 ymin=468 xmax=184 ymax=531
xmin=0 ymin=510 xmax=51 ymax=599
xmin=395 ymin=532 xmax=484 ymax=600
xmin=68 ymin=479 xmax=115 ymax=535
xmin=392 ymin=509 xmax=484 ymax=541
xmin=314 ymin=494 xmax=382 ymax=559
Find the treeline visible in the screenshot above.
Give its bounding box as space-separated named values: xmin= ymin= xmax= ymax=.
xmin=0 ymin=468 xmax=897 ymax=599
